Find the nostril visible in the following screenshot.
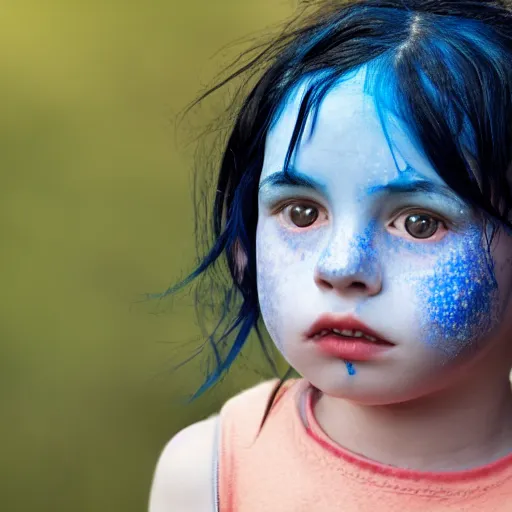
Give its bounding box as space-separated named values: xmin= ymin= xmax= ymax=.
xmin=316 ymin=276 xmax=369 ymax=292
xmin=317 ymin=277 xmax=334 ymax=290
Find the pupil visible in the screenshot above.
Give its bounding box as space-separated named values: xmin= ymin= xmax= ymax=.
xmin=290 ymin=205 xmax=318 ymax=227
xmin=405 ymin=214 xmax=438 ymax=239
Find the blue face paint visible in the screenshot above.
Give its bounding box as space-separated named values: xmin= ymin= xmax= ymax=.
xmin=416 ymin=225 xmax=499 ymax=358
xmin=316 ymin=221 xmax=380 ymax=285
xmin=256 ymin=68 xmax=510 ymax=401
xmin=345 ymin=361 xmax=356 ymax=376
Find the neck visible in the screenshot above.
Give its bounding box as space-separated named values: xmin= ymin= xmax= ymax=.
xmin=314 ymin=365 xmax=512 ymax=472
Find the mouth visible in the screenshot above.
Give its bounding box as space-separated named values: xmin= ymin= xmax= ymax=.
xmin=306 ymin=314 xmax=393 ymax=344
xmin=306 ymin=314 xmax=394 ymax=361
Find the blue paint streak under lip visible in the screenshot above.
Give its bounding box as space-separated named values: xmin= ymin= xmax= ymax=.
xmin=345 ymin=361 xmax=356 ymax=376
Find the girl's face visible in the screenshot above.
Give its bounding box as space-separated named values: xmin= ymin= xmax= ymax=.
xmin=256 ymin=69 xmax=512 ymax=404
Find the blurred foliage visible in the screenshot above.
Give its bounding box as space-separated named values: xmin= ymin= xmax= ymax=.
xmin=0 ymin=1 xmax=294 ymax=510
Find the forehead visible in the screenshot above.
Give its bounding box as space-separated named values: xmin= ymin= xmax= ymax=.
xmin=261 ymin=67 xmax=446 ymax=189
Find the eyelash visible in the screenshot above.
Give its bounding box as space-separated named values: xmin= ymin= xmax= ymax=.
xmin=273 ymin=200 xmax=327 ymax=225
xmin=389 ymin=207 xmax=451 ymax=230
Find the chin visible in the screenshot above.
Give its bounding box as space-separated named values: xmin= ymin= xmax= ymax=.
xmin=319 ymin=386 xmax=411 ymax=406
xmin=309 ymin=370 xmax=434 ymax=406
xmin=322 ymin=387 xmax=428 ymax=406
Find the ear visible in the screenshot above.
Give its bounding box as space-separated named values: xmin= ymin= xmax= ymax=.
xmin=232 ymin=238 xmax=248 ymax=284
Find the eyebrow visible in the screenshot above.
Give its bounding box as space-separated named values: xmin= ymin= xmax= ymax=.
xmin=258 ymin=168 xmax=327 ymax=194
xmin=367 ymin=178 xmax=457 ymax=200
xmin=259 ymin=166 xmax=460 ymax=202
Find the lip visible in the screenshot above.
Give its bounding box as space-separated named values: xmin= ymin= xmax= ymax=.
xmin=306 ymin=314 xmax=395 ymax=362
xmin=306 ymin=314 xmax=392 ymax=342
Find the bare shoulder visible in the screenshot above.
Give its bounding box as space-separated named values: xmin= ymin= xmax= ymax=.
xmin=148 ymin=414 xmax=218 ymax=512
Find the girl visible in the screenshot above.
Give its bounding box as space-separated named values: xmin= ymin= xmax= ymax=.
xmin=149 ymin=1 xmax=512 ymax=510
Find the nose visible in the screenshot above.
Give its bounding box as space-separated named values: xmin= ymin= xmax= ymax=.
xmin=314 ymin=229 xmax=382 ymax=297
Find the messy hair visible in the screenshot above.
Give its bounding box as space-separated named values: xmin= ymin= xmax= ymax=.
xmin=157 ymin=0 xmax=512 ymax=404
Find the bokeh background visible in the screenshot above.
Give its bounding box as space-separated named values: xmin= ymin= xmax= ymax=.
xmin=1 ymin=2 xmax=294 ymax=510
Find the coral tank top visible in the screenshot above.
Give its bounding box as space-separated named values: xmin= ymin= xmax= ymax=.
xmin=215 ymin=378 xmax=512 ymax=511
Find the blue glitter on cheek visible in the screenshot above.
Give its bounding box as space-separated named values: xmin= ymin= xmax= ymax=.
xmin=345 ymin=361 xmax=356 ymax=376
xmin=414 ymin=226 xmax=500 ymax=358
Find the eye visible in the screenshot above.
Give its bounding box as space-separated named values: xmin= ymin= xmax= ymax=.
xmin=289 ymin=204 xmax=319 ymax=228
xmin=389 ymin=211 xmax=447 ymax=241
xmin=404 ymin=214 xmax=439 ymax=239
xmin=277 ymin=202 xmax=326 ymax=229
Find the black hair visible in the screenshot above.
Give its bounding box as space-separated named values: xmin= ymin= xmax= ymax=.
xmin=155 ymin=0 xmax=512 ymax=419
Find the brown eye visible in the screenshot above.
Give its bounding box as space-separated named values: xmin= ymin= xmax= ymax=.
xmin=404 ymin=214 xmax=439 ymax=239
xmin=289 ymin=204 xmax=319 ymax=228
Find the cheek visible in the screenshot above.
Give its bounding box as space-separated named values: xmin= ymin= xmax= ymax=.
xmin=413 ymin=228 xmax=500 ymax=358
xmin=256 ymin=225 xmax=289 ymax=352
xmin=255 ymin=221 xmax=318 ymax=352
xmin=256 ymin=263 xmax=282 ymax=350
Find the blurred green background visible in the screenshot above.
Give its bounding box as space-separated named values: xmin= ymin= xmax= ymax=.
xmin=1 ymin=2 xmax=293 ymax=510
